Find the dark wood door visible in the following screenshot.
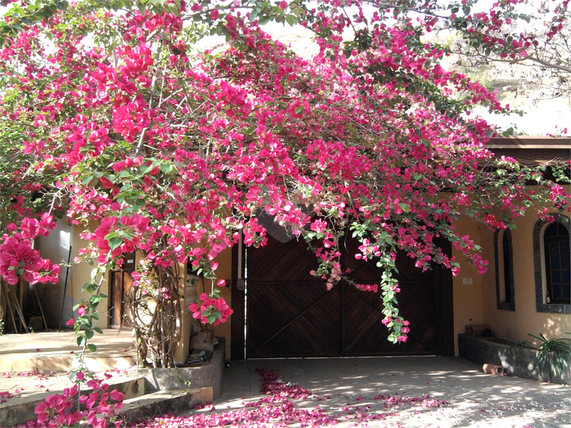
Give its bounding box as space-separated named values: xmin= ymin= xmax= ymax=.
xmin=108 ymin=253 xmax=135 ymax=328
xmin=243 ymin=235 xmax=453 ymax=358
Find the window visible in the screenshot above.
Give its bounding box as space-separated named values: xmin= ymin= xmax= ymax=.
xmin=534 ymin=215 xmax=571 ymax=313
xmin=544 ymin=222 xmax=570 ymax=304
xmin=495 ymin=229 xmax=515 ymax=311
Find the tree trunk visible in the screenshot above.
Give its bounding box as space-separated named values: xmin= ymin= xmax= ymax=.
xmin=129 ymin=263 xmax=182 ymax=368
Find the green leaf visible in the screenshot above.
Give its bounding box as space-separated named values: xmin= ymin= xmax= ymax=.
xmin=81 ymin=174 xmax=94 ymax=185
xmin=88 ymin=343 xmax=97 ymax=352
xmin=77 ymin=336 xmax=86 ymax=347
xmin=285 ymin=14 xmax=298 ymax=26
xmin=160 ymin=163 xmax=175 ymax=174
xmin=86 ymin=329 xmax=94 ymax=339
xmin=84 ymin=282 xmax=98 ymax=293
xmin=207 ymin=315 xmax=216 ymax=324
xmin=57 ymin=1 xmax=70 ymax=11
xmin=108 ymin=236 xmax=123 ymax=250
xmin=94 ymin=327 xmax=103 ymax=334
xmin=120 ymin=231 xmax=136 ymax=240
xmin=250 ymin=7 xmax=261 ymax=20
xmin=501 ymin=127 xmax=515 ymax=137
xmin=91 ymin=294 xmax=103 ymax=304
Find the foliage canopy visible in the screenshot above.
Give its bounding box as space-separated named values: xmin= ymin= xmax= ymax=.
xmin=0 ymin=0 xmax=569 ymax=367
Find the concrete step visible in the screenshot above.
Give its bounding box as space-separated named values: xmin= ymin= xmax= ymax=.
xmin=118 ymin=386 xmax=213 ymax=425
xmin=0 ymin=353 xmax=136 ymax=373
xmin=0 ymin=376 xmax=146 ymax=427
xmin=0 ymin=330 xmax=136 ymax=374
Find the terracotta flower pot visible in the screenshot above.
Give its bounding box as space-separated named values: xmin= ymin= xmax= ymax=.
xmin=482 ymin=363 xmax=504 ymax=375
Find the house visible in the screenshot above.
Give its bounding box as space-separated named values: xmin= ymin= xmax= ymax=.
xmin=465 ymin=137 xmax=570 ymax=343
xmin=5 ymin=137 xmax=570 ymax=364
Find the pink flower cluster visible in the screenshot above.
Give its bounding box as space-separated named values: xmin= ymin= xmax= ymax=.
xmin=373 ymin=393 xmax=449 ymax=408
xmin=0 ymin=390 xmax=15 ymax=403
xmin=0 ymin=214 xmax=59 ymax=285
xmin=188 ymin=293 xmax=233 ymax=326
xmin=31 ymin=377 xmax=124 ymax=428
xmin=257 ymin=368 xmax=312 ymax=400
xmin=355 ymin=283 xmax=379 ymax=293
xmin=34 ymin=385 xmax=83 ymax=427
xmin=382 ymin=317 xmax=410 ymax=342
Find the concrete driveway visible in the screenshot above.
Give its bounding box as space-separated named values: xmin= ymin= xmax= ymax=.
xmin=0 ymin=330 xmax=569 ymax=427
xmin=213 ymin=356 xmax=571 ymax=427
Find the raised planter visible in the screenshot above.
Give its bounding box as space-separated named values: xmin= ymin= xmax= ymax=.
xmin=129 ymin=338 xmax=225 ymax=398
xmin=458 ymin=334 xmax=570 ymax=384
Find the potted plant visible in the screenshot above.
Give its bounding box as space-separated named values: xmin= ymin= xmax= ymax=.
xmin=513 ymin=333 xmax=571 ymax=382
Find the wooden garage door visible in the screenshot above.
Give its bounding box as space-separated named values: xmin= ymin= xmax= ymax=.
xmin=243 ymin=234 xmax=454 ymax=358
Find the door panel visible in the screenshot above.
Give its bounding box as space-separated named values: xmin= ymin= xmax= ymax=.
xmin=243 ymin=234 xmax=453 ymax=358
xmin=247 ymin=282 xmax=342 ymax=357
xmin=109 ymin=271 xmax=133 ymax=328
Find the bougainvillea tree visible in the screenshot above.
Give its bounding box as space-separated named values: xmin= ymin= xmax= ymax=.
xmin=445 ymin=0 xmax=571 ymax=100
xmin=0 ymin=0 xmax=569 ymax=367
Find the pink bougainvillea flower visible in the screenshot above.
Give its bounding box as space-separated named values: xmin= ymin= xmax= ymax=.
xmin=77 ymin=305 xmax=86 ymax=317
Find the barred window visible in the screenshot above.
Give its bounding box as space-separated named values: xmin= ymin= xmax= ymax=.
xmin=534 ymin=215 xmax=571 ymax=313
xmin=495 ymin=229 xmax=515 ymax=311
xmin=544 ymin=222 xmax=570 ymax=305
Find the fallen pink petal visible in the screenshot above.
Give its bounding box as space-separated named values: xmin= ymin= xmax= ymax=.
xmin=127 ymin=368 xmax=452 ymax=428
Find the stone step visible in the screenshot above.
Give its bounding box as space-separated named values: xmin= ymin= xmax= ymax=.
xmin=118 ymin=386 xmax=213 ymax=425
xmin=0 ymin=376 xmax=146 ymax=427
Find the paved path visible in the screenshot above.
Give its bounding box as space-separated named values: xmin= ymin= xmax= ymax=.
xmin=1 ymin=331 xmax=570 ymax=427
xmin=214 ymin=357 xmax=571 ymax=427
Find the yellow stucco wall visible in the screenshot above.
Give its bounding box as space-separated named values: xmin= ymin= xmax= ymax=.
xmin=214 ymin=248 xmax=233 ymax=358
xmin=72 ymin=224 xmax=109 ymax=330
xmin=479 ymin=210 xmax=571 ymax=343
xmin=34 ymin=222 xmax=71 ymax=328
xmin=36 ymin=220 xmax=109 ymax=329
xmin=451 ymin=217 xmax=485 ymax=354
xmin=452 ymin=198 xmax=571 ymax=354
